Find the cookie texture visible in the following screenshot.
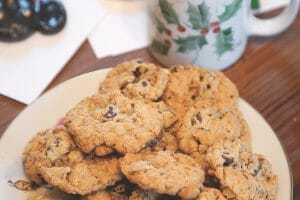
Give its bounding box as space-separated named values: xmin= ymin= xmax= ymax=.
xmin=23 ymin=127 xmax=76 ymax=184
xmin=197 ymin=187 xmax=226 ymax=200
xmin=65 ymin=91 xmax=164 ymax=154
xmin=99 ymin=59 xmax=169 ymax=102
xmin=129 ymin=189 xmax=159 ymax=200
xmin=94 ymin=145 xmax=114 ymax=157
xmin=27 ymin=188 xmax=78 ymax=200
xmin=120 ymin=150 xmax=204 ymax=199
xmin=39 ymin=156 xmax=122 ymax=195
xmin=84 ymin=190 xmax=128 ymax=200
xmin=177 ymin=99 xmax=249 ymax=155
xmin=150 ymin=101 xmax=177 ymax=129
xmin=163 ymin=65 xmax=238 ymax=117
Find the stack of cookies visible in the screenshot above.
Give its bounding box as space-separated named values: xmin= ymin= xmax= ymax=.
xmin=23 ymin=60 xmax=278 ymax=200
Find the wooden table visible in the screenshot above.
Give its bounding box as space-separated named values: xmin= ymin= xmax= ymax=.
xmin=1 ymin=12 xmax=300 ymax=199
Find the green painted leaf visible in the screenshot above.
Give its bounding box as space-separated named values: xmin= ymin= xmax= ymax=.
xmin=152 ymin=14 xmax=166 ymax=33
xmin=218 ymin=0 xmax=242 ymax=23
xmin=187 ymin=2 xmax=210 ymax=29
xmin=251 ymin=0 xmax=260 ymax=9
xmin=159 ymin=0 xmax=180 ymax=25
xmin=174 ymin=36 xmax=207 ymax=53
xmin=215 ymin=27 xmax=234 ymax=55
xmin=151 ymin=40 xmax=170 ymax=55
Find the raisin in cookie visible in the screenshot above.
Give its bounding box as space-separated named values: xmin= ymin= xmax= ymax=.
xmin=120 ymin=150 xmax=204 ymax=199
xmin=163 ymin=65 xmax=238 ymax=117
xmin=65 ymin=91 xmax=164 ymax=154
xmin=23 ymin=127 xmax=77 ymax=185
xmin=99 ymin=60 xmax=169 ymax=102
xmin=177 ymin=99 xmax=249 ymax=156
xmin=39 ymin=155 xmax=122 ymax=195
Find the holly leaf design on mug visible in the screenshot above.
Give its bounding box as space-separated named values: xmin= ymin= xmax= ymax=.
xmin=152 ymin=13 xmax=166 ymax=33
xmin=218 ymin=0 xmax=243 ymax=23
xmin=151 ymin=39 xmax=170 ymax=55
xmin=187 ymin=2 xmax=210 ymax=29
xmin=174 ymin=36 xmax=207 ymax=53
xmin=159 ymin=0 xmax=180 ymax=25
xmin=215 ymin=27 xmax=233 ymax=55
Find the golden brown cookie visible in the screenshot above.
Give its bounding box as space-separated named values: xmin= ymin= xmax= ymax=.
xmin=39 ymin=156 xmax=122 ymax=195
xmin=23 ymin=127 xmax=77 ymax=185
xmin=207 ymin=139 xmax=278 ymax=200
xmin=65 ymin=91 xmax=164 ymax=154
xmin=99 ymin=59 xmax=169 ymax=102
xmin=120 ymin=150 xmax=204 ymax=199
xmin=177 ymin=99 xmax=249 ymax=156
xmin=163 ymin=65 xmax=238 ymax=117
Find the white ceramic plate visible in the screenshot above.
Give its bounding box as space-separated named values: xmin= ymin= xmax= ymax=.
xmin=0 ymin=69 xmax=292 ymax=199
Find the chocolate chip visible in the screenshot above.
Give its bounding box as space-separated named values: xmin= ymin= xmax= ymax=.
xmin=206 ymin=84 xmax=211 ymax=89
xmin=133 ymin=67 xmax=141 ymax=78
xmin=203 ymin=174 xmax=221 ymax=189
xmin=222 ymin=154 xmax=234 ymax=166
xmin=200 ymin=76 xmax=204 ymax=81
xmin=142 ymin=81 xmax=148 ymax=87
xmin=191 ymin=95 xmax=196 ymax=100
xmin=104 ymin=106 xmax=117 ymax=119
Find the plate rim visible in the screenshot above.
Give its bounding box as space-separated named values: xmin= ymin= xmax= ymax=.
xmin=1 ymin=68 xmax=293 ymax=199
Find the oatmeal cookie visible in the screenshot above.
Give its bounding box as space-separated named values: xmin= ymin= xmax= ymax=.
xmin=65 ymin=91 xmax=164 ymax=154
xmin=120 ymin=150 xmax=204 ymax=199
xmin=163 ymin=65 xmax=238 ymax=117
xmin=177 ymin=99 xmax=249 ymax=155
xmin=23 ymin=127 xmax=76 ymax=185
xmin=39 ymin=156 xmax=122 ymax=195
xmin=99 ymin=59 xmax=169 ymax=102
xmin=206 ymin=140 xmax=278 ymax=200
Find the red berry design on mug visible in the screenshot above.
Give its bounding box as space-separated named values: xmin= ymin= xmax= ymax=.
xmin=213 ymin=27 xmax=221 ymax=33
xmin=201 ymin=28 xmax=209 ymax=35
xmin=177 ymin=25 xmax=186 ymax=32
xmin=210 ymin=21 xmax=220 ymax=28
xmin=164 ymin=39 xmax=171 ymax=46
xmin=165 ymin=29 xmax=172 ymax=36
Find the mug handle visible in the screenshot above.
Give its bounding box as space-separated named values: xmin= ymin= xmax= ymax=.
xmin=248 ymin=0 xmax=300 ymax=36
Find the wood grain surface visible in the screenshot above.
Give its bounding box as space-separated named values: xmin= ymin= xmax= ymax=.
xmin=0 ymin=12 xmax=299 ymax=199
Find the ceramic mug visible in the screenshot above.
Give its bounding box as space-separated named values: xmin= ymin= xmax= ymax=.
xmin=148 ymin=0 xmax=300 ymax=70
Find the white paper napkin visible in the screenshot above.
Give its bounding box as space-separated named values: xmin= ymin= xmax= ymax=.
xmin=88 ymin=0 xmax=148 ymax=58
xmin=0 ymin=0 xmax=105 ymax=105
